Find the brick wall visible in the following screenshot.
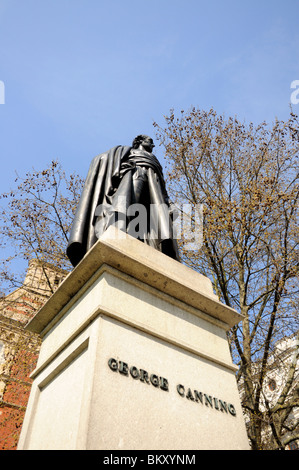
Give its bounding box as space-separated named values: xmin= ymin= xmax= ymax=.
xmin=0 ymin=260 xmax=67 ymax=450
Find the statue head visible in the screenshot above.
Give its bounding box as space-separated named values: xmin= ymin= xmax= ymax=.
xmin=132 ymin=135 xmax=155 ymax=152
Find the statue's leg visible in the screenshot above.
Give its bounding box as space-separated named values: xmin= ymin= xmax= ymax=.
xmin=128 ymin=167 xmax=151 ymax=240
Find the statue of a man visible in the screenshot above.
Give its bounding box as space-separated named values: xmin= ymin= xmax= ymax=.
xmin=66 ymin=135 xmax=179 ymax=267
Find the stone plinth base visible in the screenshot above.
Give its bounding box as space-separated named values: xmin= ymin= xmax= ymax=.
xmin=18 ymin=227 xmax=249 ymax=450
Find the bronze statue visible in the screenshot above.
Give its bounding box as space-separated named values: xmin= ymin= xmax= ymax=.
xmin=66 ymin=135 xmax=179 ymax=266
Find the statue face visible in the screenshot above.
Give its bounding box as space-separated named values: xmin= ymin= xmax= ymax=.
xmin=141 ymin=136 xmax=155 ymax=152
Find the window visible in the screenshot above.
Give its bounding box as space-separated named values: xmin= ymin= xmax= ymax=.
xmin=54 ymin=276 xmax=61 ymax=287
xmin=268 ymin=379 xmax=276 ymax=391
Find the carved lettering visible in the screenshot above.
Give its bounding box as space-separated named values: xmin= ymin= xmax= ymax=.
xmin=219 ymin=400 xmax=228 ymax=413
xmin=204 ymin=394 xmax=213 ymax=408
xmin=107 ymin=358 xmax=168 ymax=392
xmin=177 ymin=384 xmax=185 ymax=397
xmin=194 ymin=390 xmax=203 ymax=404
xmin=107 ymin=357 xmax=237 ymax=416
xmin=130 ymin=366 xmax=140 ymax=379
xmin=159 ymin=376 xmax=169 ymax=391
xmin=186 ymin=388 xmax=195 ymax=401
xmin=119 ymin=361 xmax=128 ymax=376
xmin=150 ymin=374 xmax=159 ymax=387
xmin=139 ymin=369 xmax=150 ymax=384
xmin=108 ymin=357 xmax=118 ymax=371
xmin=228 ymin=404 xmax=236 ymax=416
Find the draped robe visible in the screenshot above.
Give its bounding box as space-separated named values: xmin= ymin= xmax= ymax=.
xmin=66 ymin=145 xmax=179 ymax=267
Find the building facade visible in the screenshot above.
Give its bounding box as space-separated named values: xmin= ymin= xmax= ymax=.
xmin=239 ymin=334 xmax=298 ymax=450
xmin=0 ymin=260 xmax=66 ymax=449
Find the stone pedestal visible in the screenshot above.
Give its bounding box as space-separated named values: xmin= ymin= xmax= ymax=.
xmin=18 ymin=227 xmax=249 ymax=450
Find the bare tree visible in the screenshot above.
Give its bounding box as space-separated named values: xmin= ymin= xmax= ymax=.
xmin=154 ymin=108 xmax=299 ymax=449
xmin=0 ymin=161 xmax=85 ymax=449
xmin=0 ymin=160 xmax=84 ymax=296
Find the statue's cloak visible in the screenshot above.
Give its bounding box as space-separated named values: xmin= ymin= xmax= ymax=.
xmin=67 ymin=145 xmax=130 ymax=266
xmin=66 ymin=145 xmax=179 ymax=267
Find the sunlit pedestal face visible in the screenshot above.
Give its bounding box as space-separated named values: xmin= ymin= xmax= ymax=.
xmin=18 ymin=228 xmax=249 ymax=450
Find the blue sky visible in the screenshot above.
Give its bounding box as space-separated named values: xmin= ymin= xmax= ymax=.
xmin=0 ymin=0 xmax=299 ymax=193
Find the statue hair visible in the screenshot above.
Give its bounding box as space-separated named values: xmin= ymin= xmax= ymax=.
xmin=132 ymin=135 xmax=151 ymax=149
